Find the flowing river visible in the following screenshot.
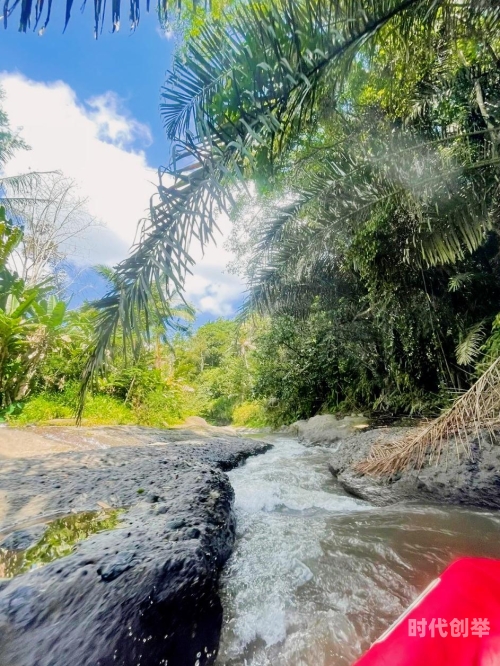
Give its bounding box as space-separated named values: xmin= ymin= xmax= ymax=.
xmin=216 ymin=436 xmax=500 ymax=666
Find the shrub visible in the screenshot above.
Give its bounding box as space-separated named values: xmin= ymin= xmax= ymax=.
xmin=132 ymin=385 xmax=195 ymax=427
xmin=231 ymin=400 xmax=268 ymax=427
xmin=10 ymin=386 xmax=134 ymax=426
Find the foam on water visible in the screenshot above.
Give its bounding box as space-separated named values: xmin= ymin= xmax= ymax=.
xmin=230 ymin=438 xmax=368 ymax=516
xmin=216 ymin=436 xmax=500 ymax=666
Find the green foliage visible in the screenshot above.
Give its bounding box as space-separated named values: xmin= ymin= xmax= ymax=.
xmin=252 ymin=307 xmax=451 ymax=425
xmin=231 ymin=401 xmax=268 ymax=427
xmin=477 ymin=315 xmax=500 ymax=375
xmin=5 ymin=4 xmax=500 ymax=430
xmin=0 ymin=89 xmax=28 ymax=171
xmin=131 ymin=384 xmax=195 ymax=427
xmin=81 ymin=0 xmax=500 ymax=399
xmin=456 ymin=321 xmax=487 ymax=367
xmin=13 ymin=395 xmax=74 ymax=424
xmin=10 ymin=317 xmax=261 ymax=429
xmin=172 ymin=319 xmax=258 ymax=425
xmin=13 ymin=384 xmax=135 ymax=426
xmin=0 ymin=207 xmax=67 ymax=413
xmin=224 ymin=3 xmax=500 ymax=424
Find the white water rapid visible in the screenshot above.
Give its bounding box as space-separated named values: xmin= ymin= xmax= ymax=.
xmin=216 ymin=436 xmax=500 ymax=666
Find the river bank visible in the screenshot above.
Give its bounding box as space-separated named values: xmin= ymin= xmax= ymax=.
xmin=0 ymin=425 xmax=270 ymax=666
xmin=286 ymin=414 xmax=500 ymax=509
xmin=328 ymin=426 xmax=500 ymax=508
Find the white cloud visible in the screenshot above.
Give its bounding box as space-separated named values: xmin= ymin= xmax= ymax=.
xmin=0 ymin=72 xmax=244 ymax=317
xmin=86 ymin=91 xmax=153 ymax=149
xmin=186 ymin=213 xmax=245 ymax=317
xmin=0 ymin=72 xmax=153 ymax=264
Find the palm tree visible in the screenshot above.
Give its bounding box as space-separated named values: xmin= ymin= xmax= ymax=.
xmin=75 ymin=0 xmax=499 ymax=421
xmin=0 ymin=92 xmax=46 ymax=213
xmin=244 ymin=131 xmax=500 ymax=316
xmin=1 ymin=0 xmax=226 ymax=36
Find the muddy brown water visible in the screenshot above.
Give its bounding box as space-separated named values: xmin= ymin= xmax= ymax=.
xmin=216 ymin=437 xmax=500 ymax=666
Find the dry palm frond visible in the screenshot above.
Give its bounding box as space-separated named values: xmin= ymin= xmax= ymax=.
xmin=355 ymin=355 xmax=500 ymax=475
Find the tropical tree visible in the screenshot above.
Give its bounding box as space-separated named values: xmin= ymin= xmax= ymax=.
xmin=5 ymin=0 xmax=500 ymax=448
xmin=73 ymin=0 xmax=499 ymax=417
xmin=172 ymin=318 xmax=259 ymax=423
xmin=5 ymin=173 xmax=98 ymax=288
xmin=0 ymin=206 xmax=67 ymax=412
xmin=0 ymin=87 xmax=44 ymax=210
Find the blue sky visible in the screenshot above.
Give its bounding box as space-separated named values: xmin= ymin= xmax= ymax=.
xmin=2 ymin=8 xmax=173 ymax=166
xmin=0 ymin=10 xmax=244 ymax=323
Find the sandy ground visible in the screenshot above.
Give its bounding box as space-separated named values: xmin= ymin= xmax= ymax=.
xmin=0 ymin=417 xmax=264 ymax=460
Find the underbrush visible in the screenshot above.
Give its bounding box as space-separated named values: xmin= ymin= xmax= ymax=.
xmin=11 ymin=391 xmax=135 ymax=426
xmin=231 ymin=400 xmax=268 ymax=427
xmin=7 ymin=384 xmax=239 ymax=428
xmin=8 ymin=383 xmax=270 ymax=429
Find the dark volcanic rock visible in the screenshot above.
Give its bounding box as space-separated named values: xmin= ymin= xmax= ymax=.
xmin=326 ymin=426 xmax=500 ymax=509
xmin=0 ymin=525 xmax=47 ymax=551
xmin=0 ymin=427 xmax=271 ymax=666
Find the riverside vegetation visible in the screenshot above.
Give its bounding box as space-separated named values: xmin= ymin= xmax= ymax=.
xmin=2 ymin=6 xmax=500 ymax=666
xmin=1 ymin=1 xmax=500 ymax=444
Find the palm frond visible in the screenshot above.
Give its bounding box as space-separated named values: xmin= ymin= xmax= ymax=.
xmin=355 ymin=354 xmax=500 ymax=475
xmin=1 ymin=0 xmax=199 ymax=35
xmin=79 ymin=0 xmax=500 ymax=415
xmin=0 ymin=172 xmax=48 ymax=195
xmin=448 ymin=272 xmax=474 ymax=292
xmin=162 ymin=0 xmax=442 ymax=147
xmin=456 ymin=320 xmax=487 ymax=366
xmin=0 ymin=172 xmax=57 ymax=226
xmin=79 ymin=0 xmax=443 ymax=405
xmin=92 ymin=264 xmax=120 ymax=287
xmin=244 ymin=127 xmax=500 ymax=317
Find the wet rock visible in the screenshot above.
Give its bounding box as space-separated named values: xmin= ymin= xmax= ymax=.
xmin=292 ymin=414 xmax=369 ymax=446
xmin=166 ymin=518 xmax=187 ymax=530
xmin=0 ymin=426 xmax=271 ymax=666
xmin=97 ymin=551 xmax=135 ymax=581
xmin=0 ymin=525 xmax=47 ymax=551
xmin=328 ymin=426 xmax=500 ymax=509
xmin=4 ymin=586 xmax=41 ymax=627
xmin=145 ymin=492 xmax=162 ymax=503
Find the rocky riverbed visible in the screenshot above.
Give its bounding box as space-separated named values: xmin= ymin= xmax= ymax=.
xmin=2 ymin=417 xmax=500 ymax=666
xmin=291 ymin=415 xmax=500 ymax=509
xmin=0 ymin=425 xmax=271 ymax=666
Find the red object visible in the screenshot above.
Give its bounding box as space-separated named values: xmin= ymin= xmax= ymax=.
xmin=353 ymin=558 xmax=500 ymax=666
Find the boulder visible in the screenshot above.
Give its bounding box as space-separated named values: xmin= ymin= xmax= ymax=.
xmin=328 ymin=426 xmax=500 ymax=509
xmin=293 ymin=414 xmax=369 ymax=446
xmin=182 ymin=415 xmax=211 ymax=427
xmin=0 ymin=427 xmax=271 ymax=666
